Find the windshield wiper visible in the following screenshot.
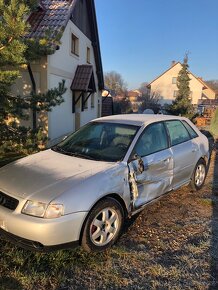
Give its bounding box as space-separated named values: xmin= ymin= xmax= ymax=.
xmin=51 ymin=146 xmax=68 ymax=154
xmin=69 ymin=152 xmax=95 ymax=160
xmin=52 ymin=146 xmax=95 ymax=160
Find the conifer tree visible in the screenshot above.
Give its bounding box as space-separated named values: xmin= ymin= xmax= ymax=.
xmin=0 ymin=0 xmax=66 ymax=154
xmin=167 ymin=55 xmax=194 ymax=117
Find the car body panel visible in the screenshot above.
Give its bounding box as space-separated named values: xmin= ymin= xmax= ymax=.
xmin=170 ymin=139 xmax=200 ymax=188
xmin=0 ymin=149 xmax=116 ymax=203
xmin=128 ymin=148 xmax=174 ymax=207
xmin=0 ymin=204 xmax=87 ymax=246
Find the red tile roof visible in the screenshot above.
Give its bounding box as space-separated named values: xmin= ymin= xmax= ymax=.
xmin=28 ymin=0 xmax=76 ymax=38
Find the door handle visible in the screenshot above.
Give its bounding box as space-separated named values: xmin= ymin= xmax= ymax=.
xmin=192 ymin=147 xmax=198 ymax=152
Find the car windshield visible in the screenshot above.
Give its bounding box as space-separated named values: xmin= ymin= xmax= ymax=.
xmin=52 ymin=122 xmax=139 ymax=162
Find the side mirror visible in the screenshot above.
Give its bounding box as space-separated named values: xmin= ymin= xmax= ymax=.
xmin=133 ymin=154 xmax=145 ymax=174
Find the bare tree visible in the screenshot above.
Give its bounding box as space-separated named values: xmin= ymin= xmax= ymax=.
xmin=138 ymin=90 xmax=161 ymax=113
xmin=104 ymin=71 xmax=127 ymax=96
xmin=138 ymin=82 xmax=149 ymax=95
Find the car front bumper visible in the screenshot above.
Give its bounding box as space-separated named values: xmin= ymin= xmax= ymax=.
xmin=0 ymin=205 xmax=88 ymax=250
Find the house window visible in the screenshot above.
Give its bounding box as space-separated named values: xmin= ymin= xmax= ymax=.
xmin=84 ymin=93 xmax=88 ymax=109
xmin=189 ymin=91 xmax=193 ymax=100
xmin=172 ymin=77 xmax=177 ymax=84
xmin=91 ymin=94 xmax=95 ymax=108
xmin=173 ymin=90 xmax=178 ymax=97
xmin=71 ymin=33 xmax=79 ymax=56
xmin=87 ymin=47 xmax=91 ymax=63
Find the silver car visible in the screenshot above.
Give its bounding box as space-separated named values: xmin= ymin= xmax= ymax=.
xmin=0 ymin=114 xmax=209 ymax=252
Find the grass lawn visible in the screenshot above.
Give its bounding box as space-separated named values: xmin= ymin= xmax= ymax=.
xmin=0 ymin=147 xmax=218 ymax=289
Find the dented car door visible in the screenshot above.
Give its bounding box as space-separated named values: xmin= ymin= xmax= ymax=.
xmin=128 ymin=122 xmax=173 ymax=209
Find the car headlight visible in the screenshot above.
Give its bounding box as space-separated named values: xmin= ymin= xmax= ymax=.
xmin=22 ymin=200 xmax=64 ymax=219
xmin=44 ymin=204 xmax=64 ymax=219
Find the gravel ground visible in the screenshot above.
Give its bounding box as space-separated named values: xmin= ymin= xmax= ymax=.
xmin=1 ymin=142 xmax=218 ymax=290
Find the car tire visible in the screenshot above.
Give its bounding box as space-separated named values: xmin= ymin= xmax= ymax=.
xmin=190 ymin=159 xmax=207 ymax=191
xmin=81 ymin=197 xmax=124 ymax=252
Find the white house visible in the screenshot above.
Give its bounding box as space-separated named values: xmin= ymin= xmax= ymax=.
xmin=13 ymin=0 xmax=104 ymax=142
xmin=147 ymin=62 xmax=216 ymax=107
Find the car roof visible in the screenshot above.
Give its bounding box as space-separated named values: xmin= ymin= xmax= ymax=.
xmin=93 ymin=114 xmax=186 ymax=126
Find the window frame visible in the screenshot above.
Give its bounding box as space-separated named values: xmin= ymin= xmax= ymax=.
xmin=172 ymin=77 xmax=177 ymax=84
xmin=130 ymin=121 xmax=170 ymax=159
xmin=181 ymin=120 xmax=199 ymax=139
xmin=164 ymin=120 xmax=192 ymax=147
xmin=87 ymin=47 xmax=91 ymax=63
xmin=91 ymin=93 xmax=95 ymax=108
xmin=173 ymin=90 xmax=178 ymax=97
xmin=71 ymin=33 xmax=79 ymax=56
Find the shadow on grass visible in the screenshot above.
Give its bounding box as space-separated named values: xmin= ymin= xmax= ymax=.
xmin=210 ymin=139 xmax=218 ymax=289
xmin=0 ymin=277 xmax=23 ymax=290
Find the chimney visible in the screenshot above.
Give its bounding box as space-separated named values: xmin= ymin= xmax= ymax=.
xmin=171 ymin=60 xmax=176 ymax=67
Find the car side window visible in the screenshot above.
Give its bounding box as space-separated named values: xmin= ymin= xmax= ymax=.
xmin=133 ymin=122 xmax=168 ymax=157
xmin=165 ymin=120 xmax=190 ymax=146
xmin=182 ymin=120 xmax=198 ymax=139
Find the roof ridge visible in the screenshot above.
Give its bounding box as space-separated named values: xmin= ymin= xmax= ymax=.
xmin=147 ymin=62 xmax=181 ymax=87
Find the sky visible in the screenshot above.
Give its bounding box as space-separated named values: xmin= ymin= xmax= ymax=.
xmin=95 ymin=0 xmax=218 ymax=90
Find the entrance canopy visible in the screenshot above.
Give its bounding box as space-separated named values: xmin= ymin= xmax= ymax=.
xmin=71 ymin=65 xmax=96 ymax=112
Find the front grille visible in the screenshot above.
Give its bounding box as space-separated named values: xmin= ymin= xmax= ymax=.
xmin=0 ymin=191 xmax=19 ymax=210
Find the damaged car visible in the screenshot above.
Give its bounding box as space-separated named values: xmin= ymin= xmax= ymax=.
xmin=0 ymin=114 xmax=209 ymax=252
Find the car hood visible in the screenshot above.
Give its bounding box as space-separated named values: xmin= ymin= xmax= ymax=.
xmin=0 ymin=149 xmax=116 ymax=202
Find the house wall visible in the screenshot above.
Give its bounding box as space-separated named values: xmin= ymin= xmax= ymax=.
xmin=11 ymin=57 xmax=48 ymax=130
xmin=150 ymin=63 xmax=215 ymax=106
xmin=47 ymin=20 xmax=101 ymax=141
xmin=202 ymin=88 xmax=216 ymax=99
xmin=189 ymin=74 xmax=204 ymax=105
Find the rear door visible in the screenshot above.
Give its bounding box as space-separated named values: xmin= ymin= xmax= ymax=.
xmin=128 ymin=122 xmax=174 ymax=208
xmin=165 ymin=120 xmax=199 ymax=189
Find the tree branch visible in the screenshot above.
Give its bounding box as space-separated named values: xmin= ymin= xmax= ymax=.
xmin=0 ymin=37 xmax=13 ymax=51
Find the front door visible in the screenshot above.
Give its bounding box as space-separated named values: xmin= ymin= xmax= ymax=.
xmin=128 ymin=122 xmax=173 ymax=208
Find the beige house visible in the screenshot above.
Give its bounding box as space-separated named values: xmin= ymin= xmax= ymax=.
xmin=12 ymin=0 xmax=104 ymax=143
xmin=147 ymin=62 xmax=216 ymax=106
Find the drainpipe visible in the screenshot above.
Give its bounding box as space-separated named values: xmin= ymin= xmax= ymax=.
xmin=27 ymin=63 xmax=37 ymax=131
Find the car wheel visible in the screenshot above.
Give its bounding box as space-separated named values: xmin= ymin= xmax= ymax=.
xmin=190 ymin=159 xmax=207 ymax=191
xmin=81 ymin=197 xmax=124 ymax=252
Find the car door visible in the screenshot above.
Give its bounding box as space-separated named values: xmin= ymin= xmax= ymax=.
xmin=165 ymin=120 xmax=199 ymax=189
xmin=128 ymin=122 xmax=174 ymax=208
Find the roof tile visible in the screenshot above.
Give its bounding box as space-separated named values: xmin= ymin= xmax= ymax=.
xmin=28 ymin=0 xmax=75 ymax=38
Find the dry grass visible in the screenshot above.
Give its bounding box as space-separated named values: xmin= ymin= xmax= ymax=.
xmin=1 ymin=147 xmax=218 ymax=290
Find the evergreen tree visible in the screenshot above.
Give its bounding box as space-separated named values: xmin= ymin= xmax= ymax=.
xmin=0 ymin=0 xmax=66 ymax=155
xmin=167 ymin=55 xmax=194 ymax=117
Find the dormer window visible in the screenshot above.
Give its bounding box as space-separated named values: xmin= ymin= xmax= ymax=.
xmin=71 ymin=33 xmax=79 ymax=56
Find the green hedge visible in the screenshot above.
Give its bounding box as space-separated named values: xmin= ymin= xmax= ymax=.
xmin=210 ymin=108 xmax=218 ymax=137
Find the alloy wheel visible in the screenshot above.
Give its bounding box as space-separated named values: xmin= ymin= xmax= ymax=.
xmin=90 ymin=207 xmax=120 ymax=246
